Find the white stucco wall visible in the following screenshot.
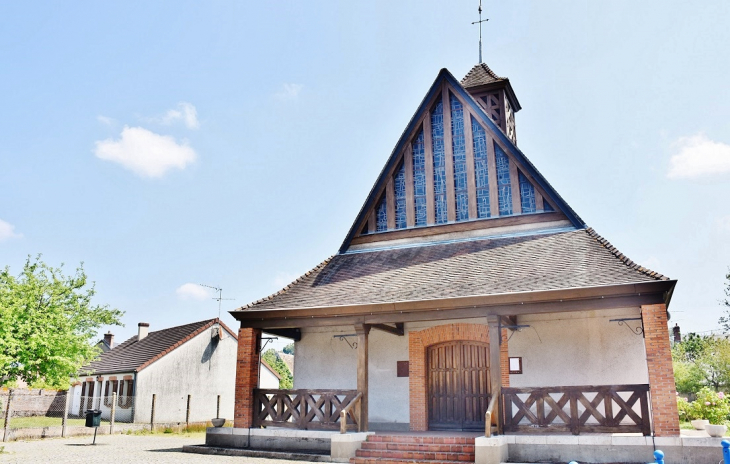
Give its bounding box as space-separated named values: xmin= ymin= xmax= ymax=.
xmin=134 ymin=324 xmax=238 ymax=423
xmin=259 ymin=363 xmax=281 ymax=389
xmin=507 ymin=308 xmax=649 ymax=387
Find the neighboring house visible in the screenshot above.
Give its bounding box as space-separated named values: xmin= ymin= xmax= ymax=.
xmin=228 ymin=63 xmax=679 ymax=437
xmin=259 ymin=359 xmax=282 ymax=389
xmin=71 ymin=318 xmax=237 ymax=423
xmin=96 ymin=331 xmax=115 ymax=353
xmin=278 ymin=352 xmax=294 ymax=377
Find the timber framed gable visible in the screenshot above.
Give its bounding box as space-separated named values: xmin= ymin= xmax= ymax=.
xmin=340 ymin=68 xmax=584 ymax=253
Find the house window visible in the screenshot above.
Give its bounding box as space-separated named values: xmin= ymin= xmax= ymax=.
xmin=495 ymin=142 xmax=513 ymax=216
xmin=412 ymin=130 xmax=427 ymax=226
xmin=471 ymin=118 xmax=491 ymax=218
xmin=519 ymin=171 xmax=536 ymax=213
xmin=431 ymin=100 xmax=447 ymax=224
xmin=449 ymin=92 xmax=468 ymax=221
xmin=376 ymin=195 xmax=388 ymax=232
xmin=509 ymin=357 xmax=523 ymax=374
xmin=394 ymin=163 xmax=407 ymax=229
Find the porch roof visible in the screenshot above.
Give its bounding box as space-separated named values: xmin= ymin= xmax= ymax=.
xmin=232 ymin=228 xmax=671 ymax=318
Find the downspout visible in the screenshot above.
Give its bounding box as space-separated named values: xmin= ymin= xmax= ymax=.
xmin=131 ymin=372 xmax=138 ymax=424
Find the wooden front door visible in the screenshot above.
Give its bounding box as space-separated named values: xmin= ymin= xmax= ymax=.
xmin=427 ymin=341 xmax=490 ymax=431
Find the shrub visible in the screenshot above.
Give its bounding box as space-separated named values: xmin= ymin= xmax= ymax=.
xmin=677 ymin=396 xmax=697 ymax=421
xmin=689 ymin=387 xmax=730 ymax=425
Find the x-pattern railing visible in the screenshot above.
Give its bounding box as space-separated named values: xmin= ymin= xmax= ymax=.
xmin=503 ymin=384 xmax=651 ymax=435
xmin=253 ymin=389 xmax=360 ymax=431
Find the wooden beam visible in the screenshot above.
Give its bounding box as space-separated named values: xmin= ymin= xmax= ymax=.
xmin=386 ymin=177 xmax=395 ymax=230
xmin=423 ymin=114 xmax=435 ymax=225
xmin=355 ymin=323 xmax=370 ymax=432
xmin=263 ymin=328 xmax=301 ymax=341
xmin=368 ymin=210 xmax=375 ymax=234
xmin=509 ymin=161 xmax=522 ymax=215
xmin=442 ymin=86 xmax=456 ymax=223
xmin=237 ymin=293 xmax=666 ymax=329
xmin=500 ymin=316 xmax=517 ymax=328
xmin=370 ymin=323 xmax=404 ymax=336
xmin=535 ymin=191 xmax=544 ymax=212
xmin=404 ymin=144 xmax=415 ymax=228
xmin=487 ymin=315 xmax=503 ymax=433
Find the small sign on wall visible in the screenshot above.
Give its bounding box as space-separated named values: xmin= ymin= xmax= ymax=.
xmin=509 ymin=357 xmax=522 ymax=374
xmin=397 ymin=361 xmax=409 ymax=377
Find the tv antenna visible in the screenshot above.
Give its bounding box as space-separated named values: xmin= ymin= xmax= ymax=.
xmin=199 ymin=284 xmax=235 ymax=318
xmin=471 ymin=0 xmax=489 ymax=64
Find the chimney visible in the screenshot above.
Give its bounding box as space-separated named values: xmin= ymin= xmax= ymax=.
xmin=673 ymin=323 xmax=681 ymax=343
xmin=138 ymin=322 xmax=149 ymax=341
xmin=103 ymin=331 xmax=114 ymax=348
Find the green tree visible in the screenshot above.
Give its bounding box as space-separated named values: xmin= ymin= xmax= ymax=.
xmin=282 ymin=343 xmax=294 ymax=355
xmin=261 ymin=349 xmax=293 ymax=389
xmin=719 ymin=269 xmax=730 ymax=333
xmin=673 ymin=333 xmax=730 ymax=394
xmin=0 ymin=256 xmax=123 ymax=389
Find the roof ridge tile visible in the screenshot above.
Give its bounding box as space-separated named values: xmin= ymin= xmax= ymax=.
xmin=584 ymin=228 xmax=669 ymax=281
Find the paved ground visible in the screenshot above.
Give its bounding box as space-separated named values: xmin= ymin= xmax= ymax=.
xmin=0 ymin=433 xmax=306 ymax=464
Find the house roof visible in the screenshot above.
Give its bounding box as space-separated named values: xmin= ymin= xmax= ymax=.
xmin=461 ymin=63 xmax=507 ymax=87
xmin=81 ymin=318 xmax=237 ymax=375
xmin=235 ymin=228 xmax=669 ymax=313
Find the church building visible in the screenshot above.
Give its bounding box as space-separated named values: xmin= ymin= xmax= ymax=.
xmin=229 ymin=63 xmax=679 ymax=439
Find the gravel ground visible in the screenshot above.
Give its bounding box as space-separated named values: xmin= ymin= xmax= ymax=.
xmin=0 ymin=433 xmax=306 ymax=464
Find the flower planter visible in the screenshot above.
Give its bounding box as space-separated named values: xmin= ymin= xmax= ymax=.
xmin=211 ymin=418 xmax=226 ymax=428
xmin=705 ymin=423 xmax=727 ymax=437
xmin=691 ymin=419 xmax=710 ymax=430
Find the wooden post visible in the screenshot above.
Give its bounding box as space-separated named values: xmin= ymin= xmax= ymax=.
xmin=486 ymin=317 xmax=503 ymax=434
xmin=355 ymin=324 xmax=370 ymax=432
xmin=150 ymin=394 xmax=156 ymax=431
xmin=110 ymin=392 xmax=117 ymax=434
xmin=186 ymin=394 xmax=191 ymax=425
xmin=61 ymin=390 xmax=70 ymax=437
xmin=216 ymin=395 xmax=221 ymax=419
xmin=3 ymin=389 xmax=13 ymax=442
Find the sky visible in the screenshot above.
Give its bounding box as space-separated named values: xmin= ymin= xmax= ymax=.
xmin=1 ymin=1 xmax=729 ymax=349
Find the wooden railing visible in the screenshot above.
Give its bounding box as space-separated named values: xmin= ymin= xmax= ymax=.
xmin=253 ymin=389 xmax=361 ymax=431
xmin=340 ymin=392 xmax=363 ymax=434
xmin=502 ymin=384 xmax=651 ymax=436
xmin=484 ymin=387 xmax=500 ymax=437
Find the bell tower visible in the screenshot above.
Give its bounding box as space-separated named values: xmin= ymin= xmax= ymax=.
xmin=462 ymin=63 xmax=521 ymax=145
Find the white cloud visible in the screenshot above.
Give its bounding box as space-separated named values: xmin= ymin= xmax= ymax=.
xmin=274 ymin=272 xmax=300 ymax=288
xmin=176 ymin=283 xmax=211 ymax=301
xmin=667 ymin=133 xmax=730 ymax=179
xmin=145 ymin=102 xmax=199 ymax=129
xmin=97 ymin=115 xmax=115 ymax=126
xmin=0 ymin=219 xmax=22 ymax=242
xmin=274 ymin=83 xmax=303 ymax=101
xmin=94 ymin=126 xmax=197 ymax=178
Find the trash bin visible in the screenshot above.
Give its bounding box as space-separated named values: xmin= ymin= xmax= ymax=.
xmin=85 ymin=410 xmax=102 ymax=427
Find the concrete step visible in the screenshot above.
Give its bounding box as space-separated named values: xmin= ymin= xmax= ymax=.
xmin=361 ymin=442 xmax=475 ymax=454
xmin=365 ymin=435 xmax=476 ymax=445
xmin=350 ymin=458 xmax=472 ymax=464
xmin=355 ymin=449 xmax=474 ymax=461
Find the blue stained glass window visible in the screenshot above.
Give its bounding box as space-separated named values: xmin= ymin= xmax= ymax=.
xmin=394 ymin=163 xmax=407 ymax=229
xmin=431 ymin=100 xmax=447 ymax=224
xmin=471 ymin=119 xmax=491 ymax=219
xmin=376 ymin=196 xmax=388 ymax=232
xmin=519 ymin=171 xmax=536 ymax=213
xmin=450 ymin=93 xmax=468 ymax=222
xmin=412 ymin=130 xmax=427 ymax=226
xmin=544 ymin=201 xmax=555 ymax=212
xmin=495 ymin=143 xmax=513 ymax=216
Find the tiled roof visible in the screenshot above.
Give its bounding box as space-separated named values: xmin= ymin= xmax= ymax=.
xmin=461 ymin=63 xmax=507 ymax=88
xmin=81 ymin=318 xmax=236 ymax=375
xmin=236 ymin=229 xmax=669 ymax=312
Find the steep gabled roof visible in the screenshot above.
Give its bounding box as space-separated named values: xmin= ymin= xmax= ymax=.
xmin=461 ymin=62 xmax=507 ymax=87
xmin=80 ymin=318 xmax=236 ymax=375
xmin=237 ymin=228 xmax=669 ymax=312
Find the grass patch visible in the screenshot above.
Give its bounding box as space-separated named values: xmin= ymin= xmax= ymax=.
xmin=680 ymin=421 xmax=695 ymax=430
xmin=10 ymin=417 xmax=86 ymax=428
xmin=182 ymin=421 xmax=232 ymax=434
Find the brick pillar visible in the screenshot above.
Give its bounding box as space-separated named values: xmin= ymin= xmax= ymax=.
xmin=500 ymin=328 xmax=510 ymax=388
xmin=641 ymin=304 xmax=679 ymax=437
xmin=234 ymin=327 xmax=260 ymax=429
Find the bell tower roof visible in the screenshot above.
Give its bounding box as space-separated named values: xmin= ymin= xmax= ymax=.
xmin=461 ymin=63 xmax=521 ymax=112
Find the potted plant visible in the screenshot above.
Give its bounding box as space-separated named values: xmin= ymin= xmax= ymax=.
xmin=691 ymin=388 xmax=730 ymax=437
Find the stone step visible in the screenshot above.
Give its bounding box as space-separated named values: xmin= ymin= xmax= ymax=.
xmin=355 ymin=449 xmax=474 ymax=462
xmin=361 ymin=442 xmax=475 ymax=454
xmin=365 ymin=435 xmax=476 ymax=445
xmin=351 ymin=458 xmax=472 ymax=464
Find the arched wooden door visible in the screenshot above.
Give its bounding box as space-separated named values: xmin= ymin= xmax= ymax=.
xmin=427 ymin=341 xmax=490 ymax=431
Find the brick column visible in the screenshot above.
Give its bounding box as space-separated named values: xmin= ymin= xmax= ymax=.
xmin=641 ymin=304 xmax=679 ymax=437
xmin=234 ymin=327 xmax=260 ymax=429
xmin=500 ymin=328 xmax=510 ymax=388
